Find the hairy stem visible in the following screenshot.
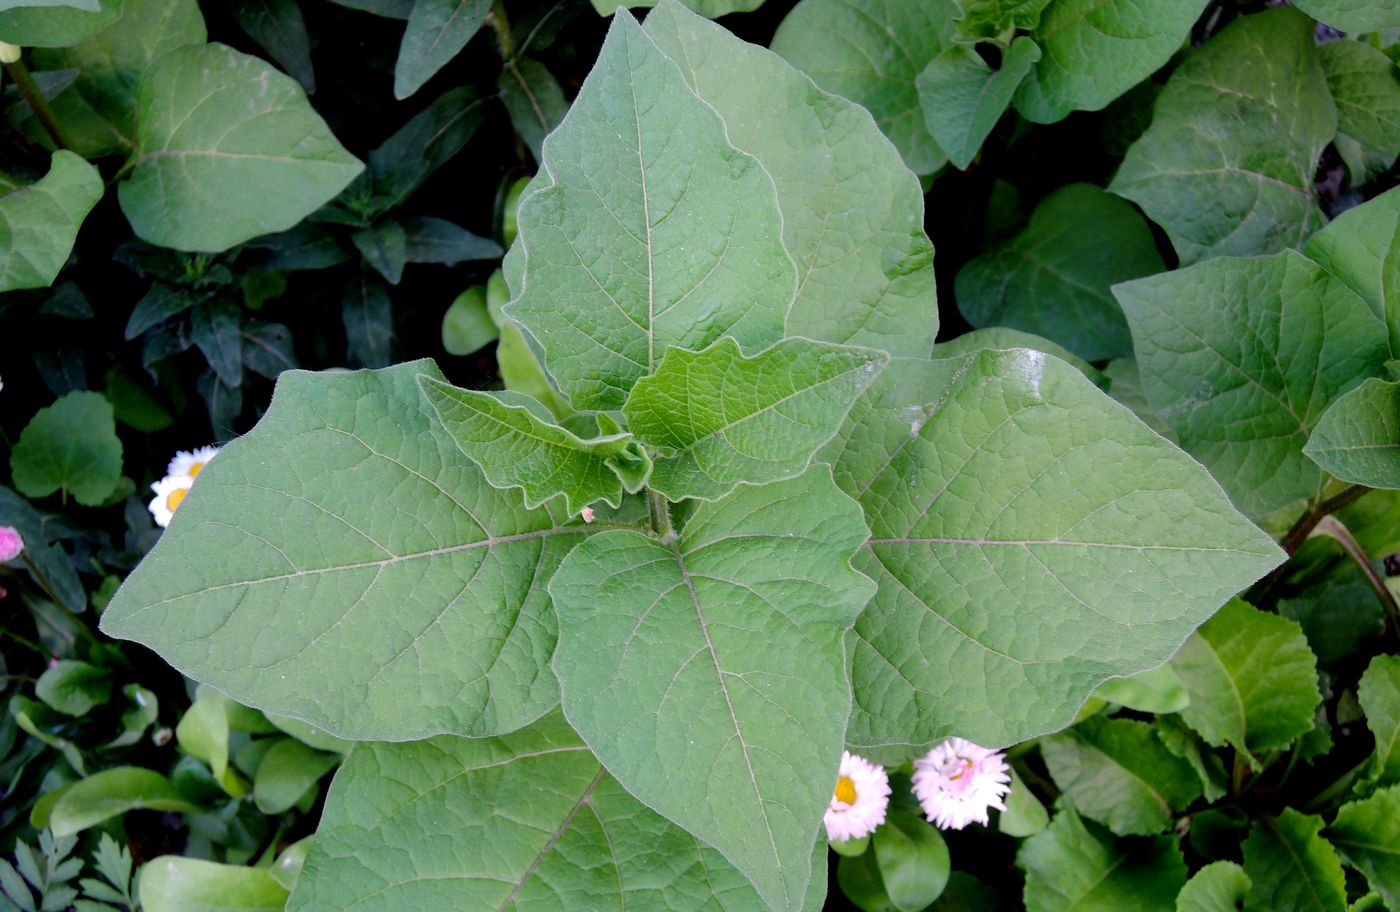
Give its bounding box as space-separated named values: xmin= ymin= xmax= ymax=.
xmin=490 ymin=0 xmax=515 ymax=61
xmin=647 ymin=489 xmax=673 ymax=541
xmin=3 ymin=57 xmax=70 ymax=150
xmin=1315 ymin=514 xmax=1400 ymax=639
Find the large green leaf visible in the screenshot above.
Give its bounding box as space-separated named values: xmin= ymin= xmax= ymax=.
xmin=1110 ymin=8 xmax=1337 ymax=265
xmin=1170 ymin=599 xmax=1320 ymax=766
xmin=1360 ymin=655 xmax=1400 ymax=785
xmin=393 ymin=0 xmax=491 ymax=99
xmin=622 ymin=337 xmax=887 ymax=501
xmin=1013 ymin=0 xmax=1209 ymax=124
xmin=1303 ymin=379 xmax=1400 ymax=489
xmin=140 ymin=858 xmax=288 ymax=912
xmin=550 ymin=467 xmax=874 ymax=912
xmin=1177 ymin=861 xmax=1251 ymax=912
xmin=644 ymin=0 xmax=939 ymax=358
xmin=10 ymin=390 xmax=122 ymax=506
xmin=505 ymin=12 xmax=793 ymax=411
xmin=1041 ymin=716 xmax=1202 ymax=837
xmin=1019 ymin=806 xmax=1186 ymax=912
xmin=1318 ymin=40 xmax=1400 ymax=164
xmin=100 ymin=361 xmax=628 ymax=741
xmin=1292 ymin=0 xmax=1400 ymax=32
xmin=955 ymin=183 xmax=1163 ymax=361
xmin=118 ymin=43 xmax=364 ymax=253
xmin=0 ymin=150 xmax=102 ymax=293
xmin=286 ymin=711 xmax=813 ymax=911
xmin=916 ymin=38 xmax=1040 ymax=171
xmin=0 ymin=0 xmax=120 ymax=46
xmin=1242 ymin=810 xmax=1347 ymax=912
xmin=1304 ymin=186 xmax=1400 ymax=328
xmin=770 ymin=0 xmax=958 ymax=175
xmin=1328 ymin=786 xmax=1400 ymax=910
xmin=819 ymin=352 xmax=1282 ymax=754
xmin=1115 ymin=250 xmax=1389 ymax=517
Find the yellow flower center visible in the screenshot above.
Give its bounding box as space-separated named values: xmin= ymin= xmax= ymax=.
xmin=834 ymin=775 xmax=857 ymax=805
xmin=167 ymin=488 xmax=188 ymax=512
xmin=189 ymin=461 xmax=206 ymax=477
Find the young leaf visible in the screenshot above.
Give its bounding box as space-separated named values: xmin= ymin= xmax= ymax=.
xmin=0 ymin=0 xmax=120 ymax=47
xmin=1012 ymin=0 xmax=1208 ymax=124
xmin=1171 ymin=599 xmax=1321 ymax=765
xmin=10 ymin=391 xmax=123 ymax=506
xmin=393 ymin=0 xmax=491 ymax=99
xmin=622 ymin=337 xmax=888 ymax=501
xmin=872 ymin=808 xmax=950 ymax=911
xmin=400 ymin=215 xmax=500 ymax=264
xmin=45 ymin=768 xmax=199 ymax=837
xmin=1318 ymin=40 xmax=1400 ymax=165
xmin=100 ymin=361 xmax=627 ymax=741
xmin=1303 ymin=379 xmax=1400 ymax=489
xmin=118 ymin=43 xmax=364 ymax=253
xmin=550 ymin=466 xmax=875 ymax=912
xmin=952 ymin=0 xmax=1052 ymax=42
xmin=420 ymin=376 xmax=652 ymax=512
xmin=139 ymin=858 xmax=287 ymax=912
xmin=363 ymin=86 xmax=490 ymax=215
xmin=1092 ymin=664 xmax=1190 ymax=714
xmin=1040 ymin=716 xmax=1202 ymax=837
xmin=1360 ymin=655 xmax=1400 ymax=785
xmin=0 ymin=150 xmax=102 ymax=293
xmin=1327 ymin=785 xmax=1400 ymax=910
xmin=190 ymin=300 xmax=244 ymax=389
xmin=916 ymin=38 xmax=1041 ymax=171
xmin=1115 ymin=250 xmax=1389 ymax=517
xmin=252 ymin=739 xmax=339 ymax=814
xmin=820 ymin=352 xmax=1282 ymax=753
xmin=645 ymin=0 xmax=940 ymax=358
xmin=1018 ymin=807 xmax=1187 ymax=912
xmin=350 ymin=220 xmax=407 ymax=285
xmin=1177 ymin=861 xmax=1251 ymax=912
xmin=770 ymin=0 xmax=956 ymax=175
xmin=505 ymin=12 xmax=793 ymax=411
xmin=1242 ymin=810 xmax=1347 ymax=912
xmin=1110 ymin=7 xmax=1337 ymax=265
xmin=35 ymin=660 xmax=112 ymax=716
xmin=1291 ymin=0 xmax=1400 ymax=32
xmin=955 ymin=183 xmax=1163 ymax=361
xmin=497 ymin=321 xmax=571 ymax=419
xmin=342 ymin=272 xmax=393 ymax=367
xmin=440 ymin=285 xmax=497 ymax=356
xmin=498 ymin=57 xmax=567 ymax=163
xmin=1304 ymin=185 xmax=1399 ymax=330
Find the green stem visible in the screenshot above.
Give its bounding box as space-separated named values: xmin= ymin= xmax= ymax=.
xmin=490 ymin=0 xmax=515 ymax=61
xmin=1315 ymin=514 xmax=1400 ymax=640
xmin=1304 ymin=757 xmax=1368 ymax=812
xmin=1250 ymin=484 xmax=1372 ymax=604
xmin=1229 ymin=750 xmax=1248 ymax=798
xmin=3 ymin=57 xmax=70 ymax=150
xmin=647 ymin=490 xmax=673 ymax=541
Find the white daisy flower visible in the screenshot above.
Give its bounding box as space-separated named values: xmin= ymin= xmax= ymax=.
xmin=167 ymin=445 xmax=220 ymax=480
xmin=148 ymin=474 xmax=194 ymax=528
xmin=912 ymin=737 xmax=1012 ymax=830
xmin=824 ymin=751 xmax=890 ymax=842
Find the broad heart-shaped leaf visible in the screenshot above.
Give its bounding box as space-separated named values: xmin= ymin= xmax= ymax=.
xmin=1304 ymin=185 xmax=1400 ymax=330
xmin=1292 ymin=0 xmax=1400 ymax=32
xmin=550 ymin=466 xmax=875 ymax=912
xmin=504 ymin=12 xmax=794 ymax=412
xmin=917 ymin=38 xmax=1040 ymax=172
xmin=1178 ymin=861 xmax=1251 ymax=912
xmin=392 ymin=0 xmax=491 ymax=99
xmin=1242 ymin=810 xmax=1347 ymax=912
xmin=1115 ymin=250 xmax=1389 ymax=517
xmin=1040 ymin=716 xmax=1202 ymax=837
xmin=419 ymin=376 xmax=651 ymax=513
xmin=643 ymin=1 xmax=939 ymax=359
xmin=1359 ymin=655 xmax=1400 ymax=786
xmin=1110 ymin=7 xmax=1337 ymax=265
xmin=0 ymin=0 xmax=119 ymax=46
xmin=1304 ymin=379 xmax=1400 ymax=489
xmin=1012 ymin=0 xmax=1208 ymax=124
xmin=118 ymin=43 xmax=364 ymax=253
xmin=955 ymin=183 xmax=1164 ymax=361
xmin=286 ymin=711 xmax=822 ymax=912
xmin=818 ymin=352 xmax=1282 ymax=754
xmin=1328 ymin=786 xmax=1400 ymax=910
xmin=1170 ymin=599 xmax=1320 ymax=766
xmin=622 ymin=337 xmax=888 ymax=501
xmin=0 ymin=150 xmax=102 ymax=293
xmin=1018 ymin=806 xmax=1187 ymax=912
xmin=1318 ymin=40 xmax=1400 ymax=165
xmin=10 ymin=390 xmax=123 ymax=506
xmin=100 ymin=360 xmax=631 ymax=742
xmin=770 ymin=0 xmax=958 ymax=176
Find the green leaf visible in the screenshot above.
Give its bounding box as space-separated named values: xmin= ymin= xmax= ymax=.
xmin=118 ymin=42 xmax=364 ymax=253
xmin=771 ymin=0 xmax=956 ymax=175
xmin=1019 ymin=806 xmax=1187 ymax=912
xmin=252 ymin=739 xmax=339 ymax=814
xmin=932 ymin=327 xmax=1103 ymax=384
xmin=505 ymin=12 xmax=793 ymax=411
xmin=34 ymin=661 xmax=111 ymax=716
xmin=351 ymin=220 xmax=406 ymax=285
xmin=1304 ymin=379 xmax=1400 ymax=489
xmin=550 ymin=466 xmax=874 ymax=912
xmin=1242 ymin=810 xmax=1346 ymax=912
xmin=138 ymin=858 xmax=288 ymax=912
xmin=1103 ymin=356 xmax=1175 ymax=441
xmin=104 ymin=684 xmax=159 ymax=749
xmin=916 ymin=38 xmax=1040 ymax=171
xmin=263 ymin=712 xmax=351 ymax=754
xmin=270 ymin=837 xmax=309 ymax=893
xmin=952 ymin=0 xmax=1052 ymax=42
xmin=285 ymin=711 xmax=805 ymax=911
xmin=0 ymin=0 xmax=120 ymax=47
xmin=420 ymin=375 xmax=651 ymax=512
xmin=1110 ymin=8 xmax=1337 ymax=265
xmin=1041 ymin=716 xmax=1202 ymax=837
xmin=591 ymin=0 xmax=765 ymax=15
xmin=1177 ymin=861 xmax=1251 ymax=912
xmin=393 ymin=0 xmax=490 ymax=99
xmin=0 ymin=150 xmax=102 ymax=293
xmin=498 ymin=58 xmax=567 ymax=163
xmin=1170 ymin=599 xmax=1320 ymax=765
xmin=999 ymin=767 xmax=1049 ymax=837
xmin=623 ymin=337 xmax=888 ymax=501
xmin=872 ymin=808 xmax=949 ymax=911
xmin=1359 ymin=654 xmax=1400 ymax=785
xmin=1318 ymin=40 xmax=1400 ymax=164
xmin=0 ymin=1 xmax=99 ymax=10
xmin=10 ymin=391 xmax=123 ymax=506
xmin=440 ymin=285 xmax=498 ymax=356
xmin=176 ymin=698 xmax=239 ymax=793
xmin=46 ymin=768 xmax=199 ymax=838
xmin=342 ymin=272 xmax=393 ymax=368
xmin=820 ymin=351 xmax=1282 ymax=753
xmin=955 ymin=183 xmax=1164 ymax=361
xmin=100 ymin=361 xmax=617 ymax=741
xmin=1115 ymin=250 xmax=1389 ymax=517
xmin=1292 ymin=0 xmax=1400 ymax=32
xmin=838 ymin=851 xmax=896 ymax=912
xmin=363 ymin=86 xmax=489 ymax=216
xmin=234 ymin=0 xmax=315 ymax=94
xmin=1304 ymin=185 xmax=1400 ymax=333
xmin=497 ymin=321 xmax=571 ymax=419
xmin=1013 ymin=0 xmax=1208 ymax=124
xmin=644 ymin=0 xmax=939 ymax=358
xmin=1328 ymin=785 xmax=1400 ymax=910
xmin=401 ymin=216 xmax=499 ymax=264
xmin=1092 ymin=664 xmax=1190 ymax=714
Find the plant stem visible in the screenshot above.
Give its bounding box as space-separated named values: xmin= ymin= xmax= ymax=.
xmin=2 ymin=57 xmax=70 ymax=150
xmin=20 ymin=550 xmax=65 ymax=609
xmin=1250 ymin=484 xmax=1372 ymax=604
xmin=647 ymin=490 xmax=673 ymax=541
xmin=490 ymin=0 xmax=515 ymax=61
xmin=1314 ymin=514 xmax=1400 ymax=639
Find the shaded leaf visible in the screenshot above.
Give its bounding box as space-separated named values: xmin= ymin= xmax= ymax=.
xmin=364 ymin=86 xmax=489 ymax=215
xmin=138 ymin=858 xmax=287 ymax=912
xmin=46 ymin=768 xmax=198 ymax=837
xmin=1318 ymin=40 xmax=1400 ymax=163
xmin=1242 ymin=810 xmax=1346 ymax=912
xmin=1359 ymin=654 xmax=1400 ymax=785
xmin=872 ymin=808 xmax=950 ymax=911
xmin=440 ymin=285 xmax=497 ymax=356
xmin=252 ymin=739 xmax=339 ymax=814
xmin=1327 ymin=785 xmax=1400 ymax=910
xmin=498 ymin=57 xmax=567 ymax=163
xmin=10 ymin=391 xmax=122 ymax=506
xmin=0 ymin=150 xmax=102 ymax=293
xmin=1177 ymin=861 xmax=1250 ymax=912
xmin=233 ymin=0 xmax=315 ymax=93
xmin=917 ymin=38 xmax=1040 ymax=171
xmin=1019 ymin=806 xmax=1186 ymax=912
xmin=393 ymin=0 xmax=491 ymax=99
xmin=1292 ymin=0 xmax=1400 ymax=32
xmin=350 ymin=221 xmax=407 ymax=285
xmin=400 ymin=216 xmax=500 ymax=264
xmin=341 ymin=272 xmax=393 ymax=368
xmin=1092 ymin=664 xmax=1190 ymax=714
xmin=0 ymin=0 xmax=120 ymax=47
xmin=35 ymin=661 xmax=111 ymax=716
xmin=1304 ymin=378 xmax=1400 ymax=489
xmin=190 ymin=300 xmax=243 ymax=389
